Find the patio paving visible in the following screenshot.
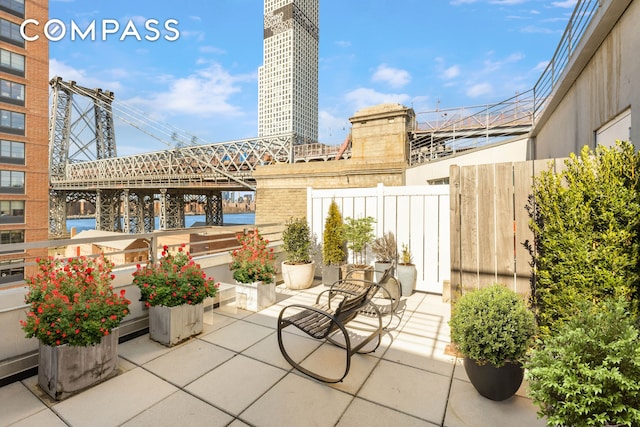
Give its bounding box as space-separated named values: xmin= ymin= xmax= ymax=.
xmin=0 ymin=283 xmax=547 ymax=427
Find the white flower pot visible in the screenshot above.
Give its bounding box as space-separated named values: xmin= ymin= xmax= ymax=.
xmin=281 ymin=260 xmax=315 ymax=289
xmin=235 ymin=280 xmax=276 ymax=312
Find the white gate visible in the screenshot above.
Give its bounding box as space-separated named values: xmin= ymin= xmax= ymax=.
xmin=307 ymin=183 xmax=450 ymax=294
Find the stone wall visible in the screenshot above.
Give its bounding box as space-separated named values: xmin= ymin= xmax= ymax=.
xmin=254 ymin=103 xmax=412 ymax=225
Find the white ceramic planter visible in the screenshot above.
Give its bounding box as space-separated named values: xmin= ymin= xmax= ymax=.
xmin=281 ymin=260 xmax=315 ymax=289
xmin=38 ymin=328 xmax=119 ymax=401
xmin=235 ymin=281 xmax=276 ymax=312
xmin=148 ymin=303 xmax=204 ymax=347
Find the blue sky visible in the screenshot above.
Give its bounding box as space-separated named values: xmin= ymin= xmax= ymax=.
xmin=46 ymin=0 xmax=577 ymax=155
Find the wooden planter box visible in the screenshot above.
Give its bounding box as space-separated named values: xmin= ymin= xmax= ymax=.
xmin=148 ymin=303 xmax=204 ymax=347
xmin=235 ymin=281 xmax=276 ymax=312
xmin=38 ymin=328 xmax=119 ymax=401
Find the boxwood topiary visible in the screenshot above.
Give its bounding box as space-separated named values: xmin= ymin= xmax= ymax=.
xmin=449 ymin=284 xmax=536 ymax=367
xmin=526 ymin=297 xmax=640 ymax=427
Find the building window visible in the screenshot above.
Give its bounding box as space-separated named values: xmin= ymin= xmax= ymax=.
xmin=0 ymin=200 xmax=23 ymax=223
xmin=0 ymin=48 xmax=24 ymax=76
xmin=0 ymin=79 xmax=24 ymax=105
xmin=0 ymin=257 xmax=23 ymax=285
xmin=0 ymin=109 xmax=24 ymax=134
xmin=0 ymin=170 xmax=24 ymax=193
xmin=0 ymin=18 xmax=24 ymax=47
xmin=0 ymin=139 xmax=24 ymax=164
xmin=0 ymin=0 xmax=24 ymax=18
xmin=0 ymin=229 xmax=23 ymax=254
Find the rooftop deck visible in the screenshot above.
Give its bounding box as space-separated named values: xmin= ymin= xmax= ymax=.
xmin=1 ymin=282 xmax=546 ymax=427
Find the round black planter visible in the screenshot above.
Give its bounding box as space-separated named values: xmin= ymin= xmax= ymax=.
xmin=463 ymin=357 xmax=524 ymax=401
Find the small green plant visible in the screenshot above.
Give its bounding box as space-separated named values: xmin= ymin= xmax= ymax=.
xmin=282 ymin=216 xmax=313 ymax=264
xmin=449 ymin=284 xmax=536 ymax=367
xmin=343 ymin=216 xmax=375 ymax=266
xmin=399 ymin=243 xmax=413 ymax=265
xmin=526 ymin=297 xmax=640 ymax=427
xmin=371 ymin=232 xmax=397 ymax=263
xmin=322 ymin=200 xmax=346 ymax=266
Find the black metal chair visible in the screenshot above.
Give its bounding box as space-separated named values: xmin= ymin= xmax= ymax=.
xmin=277 ymin=280 xmax=383 ymax=383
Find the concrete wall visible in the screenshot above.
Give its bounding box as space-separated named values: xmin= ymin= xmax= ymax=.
xmin=406 ymin=137 xmax=530 ymax=184
xmin=532 ymin=0 xmax=638 ymax=159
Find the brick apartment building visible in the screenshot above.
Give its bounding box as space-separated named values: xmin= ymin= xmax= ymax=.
xmin=0 ymin=0 xmax=49 ymax=286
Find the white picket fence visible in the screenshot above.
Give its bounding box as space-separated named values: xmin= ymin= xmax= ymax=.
xmin=307 ymin=183 xmax=450 ymax=294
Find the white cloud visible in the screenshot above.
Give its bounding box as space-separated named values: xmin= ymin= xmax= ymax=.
xmin=490 ymin=0 xmax=527 ymax=4
xmin=344 ymin=88 xmax=411 ymax=111
xmin=335 ymin=40 xmax=351 ymax=48
xmin=126 ymin=63 xmax=255 ymax=117
xmin=199 ymin=45 xmax=226 ymax=54
xmin=533 ymin=60 xmax=550 ymax=72
xmin=371 ymin=64 xmax=411 ymax=89
xmin=442 ymin=65 xmax=460 ymax=80
xmin=483 ymin=52 xmax=524 ymax=73
xmin=450 ymin=0 xmax=477 ymax=5
xmin=552 ymin=0 xmax=577 ymax=8
xmin=49 ymin=58 xmax=123 ymax=92
xmin=466 ymin=82 xmax=493 ymax=98
xmin=520 ymin=25 xmax=557 ymax=34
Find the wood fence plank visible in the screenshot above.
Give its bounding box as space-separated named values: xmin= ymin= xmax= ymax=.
xmin=449 ymin=165 xmax=462 ymax=299
xmin=460 ymin=165 xmax=479 ymax=292
xmin=495 ymin=162 xmax=516 ymax=288
xmin=476 ymin=164 xmax=496 ymax=288
xmin=514 ymin=160 xmax=535 ymax=297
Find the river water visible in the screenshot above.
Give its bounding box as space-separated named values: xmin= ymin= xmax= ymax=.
xmin=66 ymin=213 xmax=256 ymax=233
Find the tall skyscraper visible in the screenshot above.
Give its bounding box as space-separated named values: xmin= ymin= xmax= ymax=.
xmin=0 ymin=0 xmax=49 ymax=287
xmin=258 ymin=0 xmax=319 ymax=143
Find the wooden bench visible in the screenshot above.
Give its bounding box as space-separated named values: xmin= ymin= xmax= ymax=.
xmin=277 ymin=280 xmax=383 ymax=383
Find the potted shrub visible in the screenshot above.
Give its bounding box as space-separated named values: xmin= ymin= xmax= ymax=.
xmin=342 ymin=216 xmax=375 ymax=282
xmin=133 ymin=244 xmax=218 ymax=346
xmin=526 ymin=297 xmax=640 ymax=426
xmin=281 ymin=216 xmax=315 ymax=290
xmin=396 ymin=243 xmax=417 ymax=296
xmin=322 ymin=200 xmax=346 ymax=286
xmin=229 ymin=227 xmax=277 ymax=312
xmin=449 ymin=284 xmax=536 ymax=401
xmin=20 ymin=254 xmax=131 ymax=400
xmin=371 ymin=231 xmax=397 ymax=281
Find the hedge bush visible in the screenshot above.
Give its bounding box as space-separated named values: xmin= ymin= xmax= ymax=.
xmin=528 ymin=142 xmax=640 ymax=337
xmin=526 ymin=297 xmax=640 ymax=427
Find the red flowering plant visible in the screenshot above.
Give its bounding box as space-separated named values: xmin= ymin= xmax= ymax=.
xmin=132 ymin=244 xmax=218 ymax=307
xmin=20 ymin=254 xmax=131 ymax=347
xmin=229 ymin=228 xmax=276 ymax=284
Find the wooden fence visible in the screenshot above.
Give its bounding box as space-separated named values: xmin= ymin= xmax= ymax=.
xmin=449 ymin=159 xmax=564 ymax=298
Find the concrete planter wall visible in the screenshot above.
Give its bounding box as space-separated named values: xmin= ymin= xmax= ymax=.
xmin=38 ymin=327 xmax=119 ymax=401
xmin=148 ymin=303 xmax=204 ymax=347
xmin=397 ymin=264 xmax=417 ymax=296
xmin=235 ymin=281 xmax=276 ymax=312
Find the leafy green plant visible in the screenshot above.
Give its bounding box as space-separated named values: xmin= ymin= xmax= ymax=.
xmin=371 ymin=231 xmax=397 ymax=263
xmin=282 ymin=216 xmax=313 ymax=264
xmin=526 ymin=297 xmax=640 ymax=427
xmin=133 ymin=244 xmax=218 ymax=307
xmin=527 ymin=142 xmax=640 ymax=338
xmin=343 ymin=216 xmax=375 ymax=266
xmin=449 ymin=284 xmax=536 ymax=366
xmin=399 ymin=243 xmax=413 ymax=265
xmin=21 ymin=255 xmax=131 ymax=347
xmin=322 ymin=200 xmax=346 ymax=266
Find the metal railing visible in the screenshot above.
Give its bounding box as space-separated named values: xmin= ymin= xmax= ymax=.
xmin=533 ymin=0 xmax=601 ymax=120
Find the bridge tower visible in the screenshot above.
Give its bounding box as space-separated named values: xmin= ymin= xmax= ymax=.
xmin=48 ymin=77 xmax=225 ymax=236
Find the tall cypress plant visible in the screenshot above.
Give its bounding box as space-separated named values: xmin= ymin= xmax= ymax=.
xmin=527 ymin=141 xmax=640 ymax=338
xmin=322 ymin=200 xmax=346 ymax=266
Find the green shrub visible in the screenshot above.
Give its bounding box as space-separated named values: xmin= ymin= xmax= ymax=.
xmin=322 ymin=200 xmax=346 ymax=266
xmin=528 ymin=142 xmax=640 ymax=337
xmin=343 ymin=216 xmax=375 ymax=265
xmin=526 ymin=297 xmax=640 ymax=427
xmin=449 ymin=284 xmax=536 ymax=367
xmin=282 ymin=216 xmax=313 ymax=264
